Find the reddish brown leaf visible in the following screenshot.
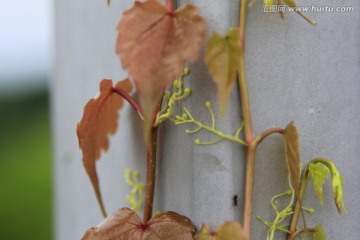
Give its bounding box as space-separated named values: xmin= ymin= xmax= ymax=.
xmin=283 ymin=122 xmax=301 ymax=197
xmin=194 ymin=222 xmax=248 ymax=240
xmin=82 ymin=208 xmax=195 ymax=240
xmin=77 ymin=79 xmax=133 ymax=217
xmin=116 ymin=0 xmax=206 ymax=128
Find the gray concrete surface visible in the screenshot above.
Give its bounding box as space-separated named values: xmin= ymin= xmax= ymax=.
xmin=54 ymin=0 xmax=359 ymax=239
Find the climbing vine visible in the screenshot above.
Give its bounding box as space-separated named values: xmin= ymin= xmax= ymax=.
xmin=76 ymin=0 xmax=346 ymax=239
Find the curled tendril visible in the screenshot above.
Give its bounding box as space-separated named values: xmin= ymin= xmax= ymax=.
xmin=257 ymin=172 xmax=315 ymax=240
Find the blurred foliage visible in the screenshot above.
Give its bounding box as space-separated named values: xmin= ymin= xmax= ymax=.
xmin=0 ymin=92 xmax=52 ymax=239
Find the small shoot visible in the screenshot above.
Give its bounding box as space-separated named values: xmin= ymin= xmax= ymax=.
xmin=308 ymin=158 xmax=346 ymax=214
xmin=124 ymin=168 xmax=144 ymax=212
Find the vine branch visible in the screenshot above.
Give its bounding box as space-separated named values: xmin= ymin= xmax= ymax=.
xmin=237 ymin=0 xmax=257 ymax=238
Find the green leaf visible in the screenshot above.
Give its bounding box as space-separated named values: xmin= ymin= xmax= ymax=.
xmin=283 ymin=122 xmax=301 ymax=196
xmin=282 ymin=0 xmax=315 ymax=25
xmin=314 ymin=225 xmax=326 ymax=240
xmin=326 ymin=162 xmax=346 ymax=214
xmin=204 ymin=28 xmax=242 ymax=116
xmin=332 ymin=172 xmax=346 ymax=214
xmin=310 ymin=158 xmax=346 ymax=215
xmin=309 ymin=163 xmax=330 ymax=204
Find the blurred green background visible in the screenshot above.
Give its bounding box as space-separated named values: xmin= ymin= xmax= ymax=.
xmin=0 ymin=91 xmax=52 ymax=239
xmin=0 ymin=0 xmax=52 ymax=238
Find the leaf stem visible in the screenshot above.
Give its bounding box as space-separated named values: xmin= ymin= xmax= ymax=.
xmin=166 ymin=0 xmax=175 ymax=12
xmin=143 ymin=126 xmax=158 ymax=223
xmin=255 ymin=128 xmax=285 ymax=145
xmin=113 ymin=87 xmax=144 ymax=120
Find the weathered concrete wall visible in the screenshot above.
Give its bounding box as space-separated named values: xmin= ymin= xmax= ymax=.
xmin=54 ymin=0 xmax=360 ymax=239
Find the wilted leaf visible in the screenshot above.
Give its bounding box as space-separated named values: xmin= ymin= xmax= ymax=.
xmin=205 ymin=28 xmax=241 ymax=116
xmin=283 ymin=122 xmax=301 ymax=196
xmin=82 ymin=208 xmax=195 ymax=240
xmin=77 ymin=79 xmax=133 ymax=217
xmin=314 ymin=225 xmax=326 ymax=240
xmin=116 ymin=0 xmax=206 ymax=129
xmin=194 ymin=222 xmax=248 ymax=240
xmin=282 ymin=0 xmax=315 ymax=25
xmin=309 ymin=163 xmax=330 ymax=204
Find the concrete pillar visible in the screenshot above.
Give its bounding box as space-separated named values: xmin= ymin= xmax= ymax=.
xmin=53 ymin=0 xmax=360 ymax=239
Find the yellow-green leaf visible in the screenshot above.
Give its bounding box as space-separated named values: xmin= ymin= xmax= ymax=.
xmin=309 ymin=163 xmax=330 ymax=204
xmin=314 ymin=225 xmax=326 ymax=240
xmin=332 ymin=173 xmax=345 ymax=214
xmin=194 ymin=222 xmax=248 ymax=240
xmin=204 ymin=28 xmax=242 ymax=116
xmin=282 ymin=0 xmax=315 ymax=25
xmin=283 ymin=122 xmax=301 ymax=196
xmin=264 ymin=0 xmax=274 ymax=6
xmin=310 ymin=158 xmax=346 ymax=215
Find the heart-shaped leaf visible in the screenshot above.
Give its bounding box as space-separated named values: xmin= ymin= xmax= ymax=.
xmin=116 ymin=0 xmax=206 ymax=131
xmin=194 ymin=222 xmax=248 ymax=240
xmin=205 ymin=28 xmax=242 ymax=116
xmin=77 ymin=79 xmax=133 ymax=217
xmin=283 ymin=122 xmax=301 ymax=197
xmin=82 ymin=208 xmax=195 ymax=240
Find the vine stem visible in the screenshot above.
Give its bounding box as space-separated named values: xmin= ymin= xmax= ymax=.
xmin=143 ymin=0 xmax=175 ymax=225
xmin=237 ymin=0 xmax=257 ymax=238
xmin=287 ymin=170 xmax=309 ymax=240
xmin=143 ymin=126 xmax=158 ymax=223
